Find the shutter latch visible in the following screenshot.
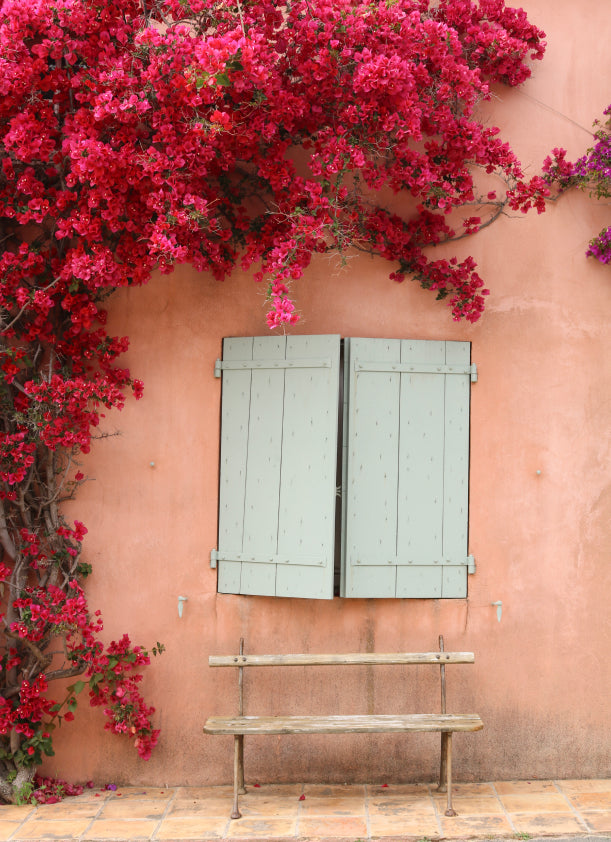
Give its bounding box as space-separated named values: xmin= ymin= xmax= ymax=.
xmin=467 ymin=555 xmax=476 ymax=574
xmin=210 ymin=549 xmax=218 ymax=569
xmin=470 ymin=363 xmax=478 ymax=383
xmin=214 ymin=359 xmax=222 ymax=379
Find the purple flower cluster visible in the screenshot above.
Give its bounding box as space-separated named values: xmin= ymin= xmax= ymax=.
xmin=587 ymin=226 xmax=611 ymax=264
xmin=545 ymin=105 xmax=611 ymax=265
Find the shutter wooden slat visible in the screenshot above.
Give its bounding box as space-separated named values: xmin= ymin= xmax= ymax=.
xmin=398 ymin=340 xmax=445 ymax=562
xmin=276 ymin=335 xmax=339 ymax=598
xmin=441 ymin=343 xmax=470 ymax=597
xmin=217 ymin=337 xmax=254 ymax=595
xmin=239 ymin=337 xmax=286 ymax=595
xmin=344 ymin=339 xmax=400 ymax=598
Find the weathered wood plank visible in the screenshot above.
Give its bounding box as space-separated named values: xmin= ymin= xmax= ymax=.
xmin=441 ymin=342 xmax=471 ymax=597
xmin=397 ymin=340 xmax=446 ymax=568
xmin=208 ymin=652 xmax=475 ymax=667
xmin=344 ymin=338 xmax=400 ymax=597
xmin=217 ymin=337 xmax=254 ymax=594
xmin=203 ymin=713 xmax=484 ymax=735
xmin=276 ymin=335 xmax=340 ymax=599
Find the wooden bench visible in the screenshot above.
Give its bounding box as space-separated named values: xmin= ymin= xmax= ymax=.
xmin=203 ymin=636 xmax=482 ymax=819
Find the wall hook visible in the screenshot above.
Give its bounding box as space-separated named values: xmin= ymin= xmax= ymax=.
xmin=491 ymin=600 xmax=502 ymax=622
xmin=177 ymin=596 xmax=188 ymax=618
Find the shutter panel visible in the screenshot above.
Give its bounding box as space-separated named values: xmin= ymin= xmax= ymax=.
xmin=216 ymin=335 xmax=340 ymax=599
xmin=343 ymin=339 xmax=472 ymax=598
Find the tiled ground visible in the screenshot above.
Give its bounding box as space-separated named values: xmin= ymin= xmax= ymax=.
xmin=0 ymin=779 xmax=609 ymax=841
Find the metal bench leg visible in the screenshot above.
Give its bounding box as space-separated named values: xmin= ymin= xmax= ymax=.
xmin=231 ymin=735 xmax=242 ymax=819
xmin=438 ymin=732 xmax=448 ymax=793
xmin=237 ymin=734 xmax=246 ymax=794
xmin=444 ymin=732 xmax=457 ymax=817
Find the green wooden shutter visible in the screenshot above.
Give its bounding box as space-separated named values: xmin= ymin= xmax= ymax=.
xmin=342 ymin=339 xmax=473 ymax=598
xmin=215 ymin=335 xmax=340 ymax=599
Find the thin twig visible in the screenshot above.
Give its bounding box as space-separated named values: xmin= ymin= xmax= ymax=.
xmin=235 ymin=0 xmax=246 ymax=35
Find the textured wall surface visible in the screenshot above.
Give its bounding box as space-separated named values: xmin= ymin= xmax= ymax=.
xmin=48 ymin=0 xmax=611 ymax=786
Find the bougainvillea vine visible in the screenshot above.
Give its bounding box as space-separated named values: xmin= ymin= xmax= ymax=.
xmin=0 ymin=0 xmax=547 ymax=803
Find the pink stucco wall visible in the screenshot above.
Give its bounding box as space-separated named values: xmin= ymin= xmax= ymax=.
xmin=46 ymin=0 xmax=610 ymax=786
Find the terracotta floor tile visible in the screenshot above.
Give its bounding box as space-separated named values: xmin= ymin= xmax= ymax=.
xmin=174 ymin=785 xmax=233 ymax=800
xmin=84 ymin=818 xmax=160 ymax=838
xmin=156 ymin=816 xmax=229 ymax=839
xmin=440 ymin=813 xmax=514 ymax=838
xmin=302 ymin=784 xmax=365 ymax=797
xmin=439 ymin=782 xmax=496 ymax=797
xmin=298 ymin=795 xmax=365 ymax=816
xmin=367 ymin=798 xmax=436 ymax=818
xmin=498 ymin=792 xmax=569 ymax=812
xmin=432 ymin=795 xmax=504 ymax=815
xmin=242 ymin=784 xmax=303 ymax=797
xmin=367 ymin=783 xmax=431 ymax=796
xmin=298 ymin=815 xmax=368 ymax=836
xmin=556 ymin=778 xmax=611 ymax=794
xmin=581 ymin=810 xmax=611 ymax=833
xmin=168 ymin=798 xmax=235 ymax=817
xmin=34 ymin=801 xmax=102 ymax=818
xmin=235 ymin=795 xmax=302 ymax=817
xmin=510 ymin=811 xmax=586 ymax=835
xmin=0 ymin=822 xmax=22 ymax=841
xmin=14 ymin=817 xmax=92 ymax=838
xmin=0 ymin=806 xmax=35 ymax=821
xmin=368 ymin=812 xmax=440 ymax=836
xmin=494 ymin=779 xmax=557 ymax=794
xmin=582 ymin=810 xmax=611 ymax=832
xmin=569 ymin=791 xmax=611 ymax=810
xmin=368 ymin=792 xmax=432 ymax=806
xmin=226 ymin=816 xmax=297 ymax=837
xmin=98 ymin=798 xmax=168 ymax=818
xmin=106 ymin=786 xmax=173 ymax=800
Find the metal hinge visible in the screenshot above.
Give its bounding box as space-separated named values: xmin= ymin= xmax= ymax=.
xmin=214 ymin=358 xmax=331 ymax=378
xmin=467 ymin=555 xmax=476 ymax=574
xmin=210 ymin=549 xmax=218 ymax=569
xmin=353 ymin=361 xmax=479 ymax=383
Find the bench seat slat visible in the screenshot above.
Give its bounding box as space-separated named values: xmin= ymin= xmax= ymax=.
xmin=209 ymin=652 xmax=475 ymax=667
xmin=204 ymin=713 xmax=483 ymax=735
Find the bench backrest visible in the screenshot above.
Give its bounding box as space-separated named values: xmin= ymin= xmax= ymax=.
xmin=209 ymin=652 xmax=474 ymax=667
xmin=208 ymin=637 xmax=474 ymax=716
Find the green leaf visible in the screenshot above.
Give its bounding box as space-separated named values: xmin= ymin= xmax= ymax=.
xmin=76 ymin=561 xmax=93 ymax=577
